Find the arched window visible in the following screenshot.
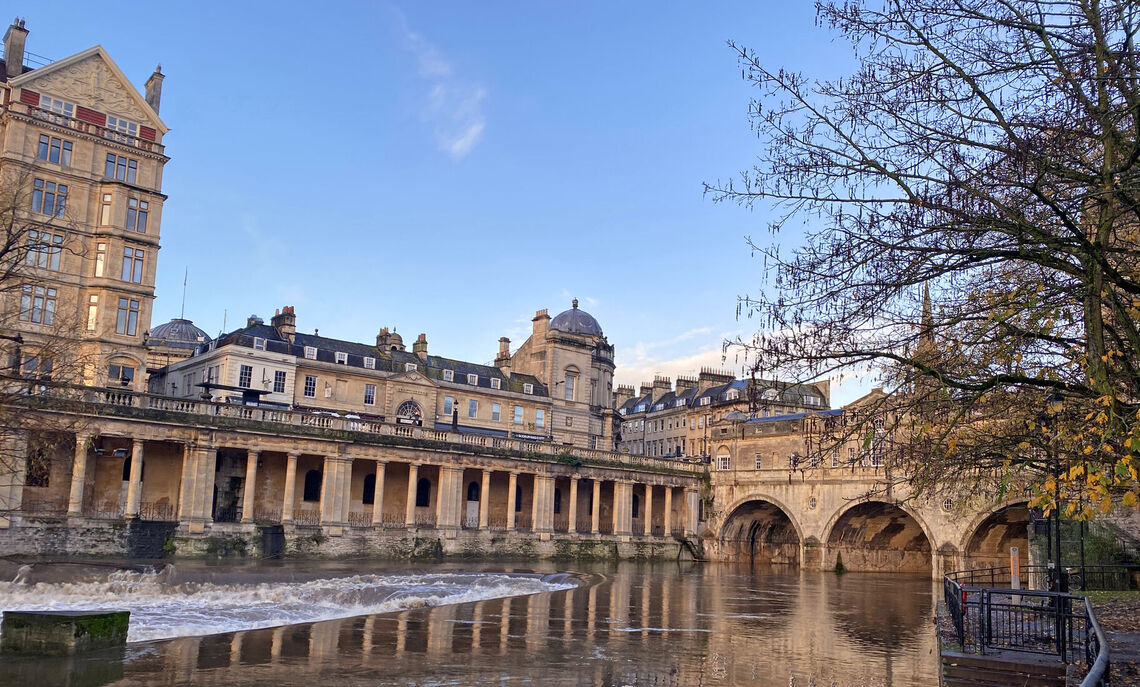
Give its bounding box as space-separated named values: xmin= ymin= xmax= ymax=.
xmin=553 ymin=488 xmax=562 ymax=514
xmin=303 ymin=469 xmax=322 ymax=502
xmin=362 ymin=473 xmax=376 ymax=505
xmin=466 ymin=481 xmax=480 ymax=501
xmin=515 ymin=483 xmax=523 ymax=512
xmin=415 ymin=477 xmax=432 ymax=508
xmin=396 ymin=400 xmax=422 ymax=421
xmin=632 ymin=493 xmax=640 ymax=519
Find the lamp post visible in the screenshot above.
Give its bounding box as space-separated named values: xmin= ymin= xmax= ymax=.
xmin=1044 ymin=391 xmax=1065 ymax=592
xmin=1 ymin=332 xmax=24 ymax=374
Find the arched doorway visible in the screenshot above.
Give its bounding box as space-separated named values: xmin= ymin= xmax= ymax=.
xmin=826 ymin=501 xmax=932 ymax=574
xmin=465 ymin=481 xmax=480 ymax=527
xmin=720 ymin=499 xmax=801 ymax=565
xmin=964 ymin=503 xmax=1030 ymax=569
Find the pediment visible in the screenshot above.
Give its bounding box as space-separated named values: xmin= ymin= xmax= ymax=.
xmin=15 ymin=46 xmax=167 ymax=133
xmin=389 ymin=370 xmax=437 ymax=387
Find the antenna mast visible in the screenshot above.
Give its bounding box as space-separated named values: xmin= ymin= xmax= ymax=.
xmin=180 ymin=266 xmax=188 ymax=319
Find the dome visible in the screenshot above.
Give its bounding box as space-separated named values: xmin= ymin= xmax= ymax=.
xmin=149 ymin=318 xmax=211 ymax=350
xmin=550 ymin=299 xmax=603 ymax=337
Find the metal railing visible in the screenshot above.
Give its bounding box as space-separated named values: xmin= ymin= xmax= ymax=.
xmin=944 ymin=566 xmax=1114 ymax=686
xmin=14 ymin=102 xmax=164 ymax=154
xmin=139 ymin=501 xmax=176 ymax=521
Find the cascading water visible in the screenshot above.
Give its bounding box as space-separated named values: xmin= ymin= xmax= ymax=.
xmin=0 ymin=566 xmax=575 ymax=643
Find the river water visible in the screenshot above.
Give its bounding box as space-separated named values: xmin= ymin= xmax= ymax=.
xmin=0 ymin=560 xmax=938 ymax=686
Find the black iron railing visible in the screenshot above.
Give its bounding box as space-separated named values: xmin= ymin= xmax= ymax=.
xmin=944 ymin=566 xmax=1114 ymax=686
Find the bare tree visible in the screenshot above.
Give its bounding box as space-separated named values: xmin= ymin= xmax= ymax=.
xmin=707 ymin=0 xmax=1140 ymax=513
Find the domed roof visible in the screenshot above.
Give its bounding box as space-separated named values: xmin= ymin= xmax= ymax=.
xmin=550 ymin=299 xmax=603 ymax=337
xmin=149 ymin=318 xmax=211 ymax=350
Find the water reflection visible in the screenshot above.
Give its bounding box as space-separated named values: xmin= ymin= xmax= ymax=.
xmin=0 ymin=562 xmax=938 ymax=686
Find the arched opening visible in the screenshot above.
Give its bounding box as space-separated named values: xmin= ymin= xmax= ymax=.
xmin=965 ymin=503 xmax=1030 ymax=569
xmin=466 ymin=481 xmax=480 ymax=501
xmin=720 ymin=499 xmax=801 ymax=565
xmin=303 ymin=470 xmax=322 ymax=502
xmin=362 ymin=473 xmax=376 ymax=505
xmin=826 ymin=501 xmax=932 ymax=574
xmin=415 ymin=477 xmax=432 ymax=508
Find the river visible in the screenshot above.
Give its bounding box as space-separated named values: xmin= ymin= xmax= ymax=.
xmin=0 ymin=559 xmax=938 ymax=686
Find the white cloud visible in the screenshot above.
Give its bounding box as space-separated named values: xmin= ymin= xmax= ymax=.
xmin=398 ymin=16 xmax=486 ymax=160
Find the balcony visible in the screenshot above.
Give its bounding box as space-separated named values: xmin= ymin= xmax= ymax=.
xmin=15 ymin=102 xmax=165 ymax=156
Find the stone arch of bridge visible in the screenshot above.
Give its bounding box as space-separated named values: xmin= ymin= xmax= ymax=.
xmin=821 ymin=499 xmax=936 ymax=574
xmin=959 ymin=499 xmax=1032 ymax=569
xmin=719 ymin=494 xmax=805 ymax=565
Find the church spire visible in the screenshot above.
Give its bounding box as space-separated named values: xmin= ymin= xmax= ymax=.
xmin=919 ymin=282 xmax=934 ymax=348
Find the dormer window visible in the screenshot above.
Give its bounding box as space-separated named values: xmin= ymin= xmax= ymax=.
xmin=364 ymin=356 xmax=375 ymax=370
xmin=467 ymin=373 xmax=478 ymax=385
xmin=106 ymin=115 xmax=138 ymax=137
xmin=405 ymin=362 xmax=418 ymax=372
xmin=304 ymin=346 xmax=317 ymax=360
xmin=653 ymin=403 xmax=664 ymax=411
xmin=619 ymin=408 xmax=627 ymax=415
xmin=699 ymin=397 xmax=711 ymax=406
xmin=675 ymin=399 xmax=685 ymax=407
xmin=635 ymin=404 xmax=646 ymax=412
xmin=726 ymin=390 xmax=740 ymax=401
xmin=443 ymin=369 xmax=454 ymax=382
xmin=253 ymin=337 xmax=266 ymax=351
xmin=523 ymin=383 xmax=534 ymax=395
xmin=490 ymin=378 xmax=501 ymax=390
xmin=335 ymin=352 xmax=348 ymax=365
xmin=803 ymin=394 xmax=821 ymax=406
xmin=39 ymin=95 xmax=75 ymax=118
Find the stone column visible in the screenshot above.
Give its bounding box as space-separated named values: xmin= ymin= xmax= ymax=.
xmin=615 ymin=481 xmax=632 ymax=536
xmin=240 ymin=451 xmax=259 ymax=523
xmin=177 ymin=444 xmax=196 ymax=523
xmin=405 ymin=463 xmax=419 ymax=526
xmin=684 ymin=488 xmax=700 ymax=536
xmin=191 ymin=445 xmax=217 ymax=523
xmin=281 ymin=453 xmax=298 ymax=524
xmin=436 ymin=466 xmax=461 ymax=529
xmin=663 ymin=487 xmax=673 ymax=536
xmin=590 ymin=480 xmax=601 ymax=534
xmin=340 ymin=459 xmax=355 ymax=525
xmin=319 ymin=457 xmax=336 ymax=525
xmin=534 ymin=475 xmax=554 ymax=533
xmin=371 ymin=461 xmax=386 ymax=527
xmin=643 ymin=484 xmax=653 ymax=536
xmin=124 ymin=440 xmax=145 ymax=518
xmin=567 ymin=477 xmax=578 ymax=533
xmin=478 ymin=469 xmax=490 ymax=529
xmin=67 ymin=433 xmax=89 ymax=517
xmin=506 ymin=472 xmax=518 ymax=531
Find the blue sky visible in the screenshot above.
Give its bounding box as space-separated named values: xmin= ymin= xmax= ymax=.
xmin=21 ymin=2 xmax=868 ymax=403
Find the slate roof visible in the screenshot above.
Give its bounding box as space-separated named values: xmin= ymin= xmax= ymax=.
xmin=745 ymin=408 xmax=842 ymax=424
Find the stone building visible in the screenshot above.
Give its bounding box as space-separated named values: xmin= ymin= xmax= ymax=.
xmin=0 ymin=19 xmax=169 ymax=391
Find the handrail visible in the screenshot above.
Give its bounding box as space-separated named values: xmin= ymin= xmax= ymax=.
xmin=4 ymin=381 xmax=702 ymax=475
xmin=1081 ymin=596 xmax=1111 ymax=687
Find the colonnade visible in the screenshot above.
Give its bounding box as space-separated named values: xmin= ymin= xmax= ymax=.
xmin=60 ymin=433 xmax=701 ymax=538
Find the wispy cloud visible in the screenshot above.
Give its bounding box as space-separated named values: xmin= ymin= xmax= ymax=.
xmin=398 ymin=15 xmax=486 ymax=159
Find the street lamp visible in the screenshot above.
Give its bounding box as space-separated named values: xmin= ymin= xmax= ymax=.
xmin=1044 ymin=391 xmax=1065 ymax=592
xmin=1 ymin=332 xmax=24 ymax=374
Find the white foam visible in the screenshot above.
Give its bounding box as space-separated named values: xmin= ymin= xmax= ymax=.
xmin=0 ymin=570 xmax=574 ymax=643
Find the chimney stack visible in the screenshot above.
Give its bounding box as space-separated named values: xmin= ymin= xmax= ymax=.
xmin=532 ymin=309 xmax=550 ymax=338
xmin=614 ymin=384 xmax=636 ymax=407
xmin=653 ymin=375 xmax=672 ymax=394
xmin=144 ymin=65 xmax=165 ymax=113
xmin=271 ymin=305 xmax=296 ymax=343
xmin=638 ymin=382 xmax=654 ymax=399
xmin=4 ymin=18 xmax=28 ymax=80
xmin=495 ymin=336 xmax=511 ymax=372
xmin=413 ymin=333 xmax=428 ymax=360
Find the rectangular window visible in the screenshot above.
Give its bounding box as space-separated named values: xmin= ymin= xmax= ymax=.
xmin=26 ymin=230 xmax=63 ymax=271
xmin=36 ymin=135 xmax=72 ymax=166
xmin=253 ymin=337 xmax=266 ymax=351
xmin=513 ymin=405 xmax=523 ymax=424
xmin=121 ymin=247 xmax=144 ymax=283
xmin=490 ymin=378 xmax=501 ymax=390
xmin=39 ymin=94 xmax=75 ymax=118
xmin=443 ymin=369 xmax=454 ymax=382
xmin=19 ymin=285 xmax=56 ymax=325
xmin=303 ymin=375 xmax=316 ymax=398
xmin=100 ymin=194 xmax=112 ymax=225
xmin=95 ymin=243 xmax=106 ymax=277
xmin=114 ymin=297 xmax=140 ymax=335
xmin=104 ymin=154 xmax=138 ymax=183
xmin=523 ymin=383 xmax=533 ymax=395
xmin=108 ymin=364 xmax=135 ymax=386
xmin=443 ymin=396 xmax=455 ymax=415
xmin=335 ymin=351 xmax=348 ymax=364
xmin=273 ymin=370 xmax=286 ymax=393
xmin=405 ymin=362 xmax=417 ymax=372
xmin=755 ymin=453 xmax=764 ymax=470
xmin=238 ymin=365 xmax=252 ymax=388
xmin=106 ymin=115 xmax=138 ymax=138
xmin=849 ymin=447 xmax=856 ymax=465
xmin=536 ymin=409 xmax=545 ymax=428
xmin=564 ymin=375 xmax=575 ymax=401
xmin=31 ymin=178 xmax=67 ymax=217
xmin=467 ymin=373 xmax=478 ymax=385
xmin=304 ymin=346 xmax=317 ymax=360
xmin=126 ymin=198 xmax=148 ymax=232
xmin=468 ymin=399 xmax=478 ymax=418
xmin=831 ymin=450 xmax=839 ymax=468
xmin=86 ymin=295 xmax=98 ymax=331
xmin=716 ymin=455 xmax=731 ymax=471
xmin=364 ymin=357 xmax=375 ymax=370
xmin=364 ymin=384 xmax=376 ymax=405
xmin=492 ymin=403 xmax=501 ymax=421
